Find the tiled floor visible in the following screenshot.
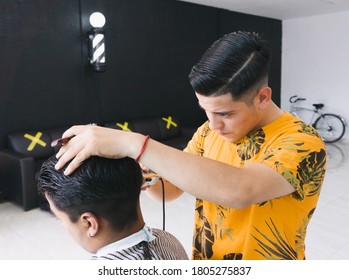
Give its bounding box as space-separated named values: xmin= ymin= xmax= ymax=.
xmin=0 ymin=140 xmax=348 ymax=260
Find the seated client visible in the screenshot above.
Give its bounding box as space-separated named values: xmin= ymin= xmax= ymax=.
xmin=38 ymin=155 xmax=188 ymax=260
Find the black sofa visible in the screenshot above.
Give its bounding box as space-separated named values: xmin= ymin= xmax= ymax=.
xmin=0 ymin=116 xmax=195 ymax=211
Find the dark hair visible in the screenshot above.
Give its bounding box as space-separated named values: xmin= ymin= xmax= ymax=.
xmin=37 ymin=156 xmax=143 ymax=231
xmin=189 ymin=31 xmax=271 ymax=100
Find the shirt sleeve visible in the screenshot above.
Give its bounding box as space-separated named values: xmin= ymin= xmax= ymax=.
xmin=184 ymin=121 xmax=209 ymax=156
xmin=257 ymin=132 xmax=326 ymax=200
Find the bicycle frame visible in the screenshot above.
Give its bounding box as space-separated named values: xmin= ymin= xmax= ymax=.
xmin=289 ymin=95 xmax=347 ymax=143
xmin=289 ymin=104 xmax=320 ymax=126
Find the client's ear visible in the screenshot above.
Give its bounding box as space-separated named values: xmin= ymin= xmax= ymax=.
xmin=81 ymin=212 xmax=99 ymax=238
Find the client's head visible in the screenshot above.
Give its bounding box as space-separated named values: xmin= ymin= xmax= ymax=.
xmin=37 ymin=155 xmax=144 ymax=253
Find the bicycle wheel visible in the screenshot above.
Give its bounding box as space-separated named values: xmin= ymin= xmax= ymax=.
xmin=313 ymin=114 xmax=346 ymax=143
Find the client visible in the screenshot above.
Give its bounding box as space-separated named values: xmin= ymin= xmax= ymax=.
xmin=38 ymin=155 xmax=188 ymax=260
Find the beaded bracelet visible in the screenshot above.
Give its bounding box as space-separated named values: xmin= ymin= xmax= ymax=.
xmin=135 ymin=135 xmax=150 ymax=163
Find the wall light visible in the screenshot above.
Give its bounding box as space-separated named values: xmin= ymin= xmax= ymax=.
xmin=88 ymin=12 xmax=106 ymax=72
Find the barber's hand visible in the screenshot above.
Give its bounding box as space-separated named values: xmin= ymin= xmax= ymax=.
xmin=139 ymin=162 xmax=150 ymax=173
xmin=55 ymin=125 xmax=137 ymax=175
xmin=141 ymin=185 xmax=151 ymax=191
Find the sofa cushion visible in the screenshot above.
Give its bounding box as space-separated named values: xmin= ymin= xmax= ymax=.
xmin=158 ymin=116 xmax=181 ymax=140
xmin=7 ymin=130 xmax=54 ymax=159
xmin=46 ymin=127 xmax=70 ymax=153
xmin=162 ymin=137 xmax=189 ymax=150
xmin=131 ymin=118 xmax=163 ymax=140
xmin=104 ymin=116 xmax=181 ymax=142
xmin=104 ymin=120 xmax=137 ymax=133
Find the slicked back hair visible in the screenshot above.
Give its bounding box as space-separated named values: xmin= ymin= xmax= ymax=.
xmin=38 ymin=156 xmax=143 ymax=231
xmin=189 ymin=31 xmax=271 ymax=101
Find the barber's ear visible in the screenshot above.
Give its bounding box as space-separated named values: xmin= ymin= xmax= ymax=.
xmin=256 ymin=86 xmax=272 ymax=106
xmin=81 ymin=212 xmax=99 ymax=238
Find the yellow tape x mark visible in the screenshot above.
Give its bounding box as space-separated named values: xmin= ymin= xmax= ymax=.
xmin=162 ymin=116 xmax=177 ymax=129
xmin=116 ymin=122 xmax=132 ymax=132
xmin=24 ymin=132 xmax=47 ymax=151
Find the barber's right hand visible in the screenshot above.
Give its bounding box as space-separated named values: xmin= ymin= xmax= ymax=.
xmin=55 ymin=124 xmax=143 ymax=175
xmin=139 ymin=162 xmax=150 ymax=173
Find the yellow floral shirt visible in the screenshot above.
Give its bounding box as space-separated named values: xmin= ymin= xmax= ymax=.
xmin=184 ymin=111 xmax=326 ymax=260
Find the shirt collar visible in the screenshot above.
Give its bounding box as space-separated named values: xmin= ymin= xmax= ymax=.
xmin=94 ymin=224 xmax=155 ymax=257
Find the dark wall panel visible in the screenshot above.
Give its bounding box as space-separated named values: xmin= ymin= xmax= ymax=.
xmin=0 ymin=0 xmax=281 ymax=150
xmin=0 ymin=0 xmax=85 ymax=148
xmin=80 ymin=0 xmax=216 ymax=126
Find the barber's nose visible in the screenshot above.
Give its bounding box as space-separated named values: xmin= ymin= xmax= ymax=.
xmin=208 ymin=115 xmax=223 ymax=130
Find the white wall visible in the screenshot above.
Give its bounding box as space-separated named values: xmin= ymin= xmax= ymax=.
xmin=281 ymin=11 xmax=349 ymax=140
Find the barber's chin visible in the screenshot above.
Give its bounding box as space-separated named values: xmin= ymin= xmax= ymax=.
xmin=219 ymin=133 xmax=236 ymax=143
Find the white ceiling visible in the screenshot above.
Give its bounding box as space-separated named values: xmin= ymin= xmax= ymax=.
xmin=178 ymin=0 xmax=349 ymax=20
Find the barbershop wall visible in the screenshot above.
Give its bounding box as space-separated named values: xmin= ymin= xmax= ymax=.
xmin=281 ymin=11 xmax=349 ymax=140
xmin=0 ymin=0 xmax=281 ymax=149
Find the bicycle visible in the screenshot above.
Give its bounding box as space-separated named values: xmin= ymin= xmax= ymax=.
xmin=289 ymin=95 xmax=346 ymax=143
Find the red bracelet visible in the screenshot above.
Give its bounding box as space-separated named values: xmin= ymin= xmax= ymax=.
xmin=135 ymin=135 xmax=150 ymax=163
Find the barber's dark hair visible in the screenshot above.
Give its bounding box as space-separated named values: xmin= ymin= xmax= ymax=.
xmin=189 ymin=31 xmax=271 ymax=100
xmin=38 ymin=156 xmax=143 ymax=231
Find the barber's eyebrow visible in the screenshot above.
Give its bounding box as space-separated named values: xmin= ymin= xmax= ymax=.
xmin=198 ymin=102 xmax=234 ymax=115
